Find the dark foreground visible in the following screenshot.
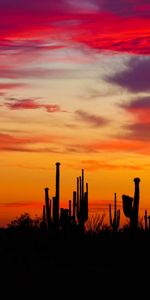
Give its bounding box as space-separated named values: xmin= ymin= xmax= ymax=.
xmin=0 ymin=228 xmax=150 ymax=300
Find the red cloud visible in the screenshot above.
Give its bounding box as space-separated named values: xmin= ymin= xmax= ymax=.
xmin=119 ymin=97 xmax=150 ymax=141
xmin=73 ymin=13 xmax=150 ymax=55
xmin=5 ymin=98 xmax=62 ymax=113
xmin=0 ymin=83 xmax=26 ymax=90
xmin=0 ymin=1 xmax=149 ymax=56
xmin=120 ymin=97 xmax=150 ymax=123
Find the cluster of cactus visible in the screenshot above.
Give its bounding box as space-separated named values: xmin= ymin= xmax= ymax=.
xmin=60 ymin=169 xmax=88 ymax=231
xmin=122 ymin=178 xmax=140 ymax=230
xmin=69 ymin=169 xmax=88 ymax=229
xmin=42 ymin=162 xmax=60 ymax=230
xmin=42 ymin=163 xmax=88 ymax=232
xmin=109 ymin=193 xmax=120 ymax=231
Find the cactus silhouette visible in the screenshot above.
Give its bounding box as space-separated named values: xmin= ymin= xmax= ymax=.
xmin=109 ymin=193 xmax=120 ymax=231
xmin=44 ymin=187 xmax=51 ymax=230
xmin=43 ymin=163 xmax=89 ymax=232
xmin=122 ymin=178 xmax=140 ymax=230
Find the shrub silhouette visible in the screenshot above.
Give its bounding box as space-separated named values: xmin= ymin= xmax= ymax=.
xmin=8 ymin=213 xmax=41 ymax=230
xmin=85 ymin=213 xmax=106 ymax=233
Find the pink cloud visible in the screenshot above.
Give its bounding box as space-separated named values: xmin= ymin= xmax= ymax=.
xmin=0 ymin=65 xmax=74 ymax=79
xmin=5 ymin=98 xmax=63 ymax=113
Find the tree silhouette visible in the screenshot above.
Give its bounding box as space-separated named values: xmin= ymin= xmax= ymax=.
xmin=8 ymin=213 xmax=41 ymax=230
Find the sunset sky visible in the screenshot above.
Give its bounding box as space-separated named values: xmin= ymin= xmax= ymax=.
xmin=0 ymin=0 xmax=150 ymax=226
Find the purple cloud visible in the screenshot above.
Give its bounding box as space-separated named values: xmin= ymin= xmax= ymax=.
xmin=105 ymin=57 xmax=150 ymax=92
xmin=120 ymin=97 xmax=150 ymax=111
xmin=92 ymin=0 xmax=150 ymax=16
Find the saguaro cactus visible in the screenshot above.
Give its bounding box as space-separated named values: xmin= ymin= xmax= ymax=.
xmin=73 ymin=191 xmax=76 ymax=222
xmin=76 ymin=169 xmax=89 ymax=230
xmin=109 ymin=193 xmax=120 ymax=231
xmin=122 ymin=178 xmax=141 ymax=230
xmin=44 ymin=187 xmax=51 ymax=229
xmin=55 ymin=162 xmax=60 ymax=225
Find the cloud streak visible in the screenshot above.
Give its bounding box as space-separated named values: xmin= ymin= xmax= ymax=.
xmin=5 ymin=98 xmax=64 ymax=113
xmin=66 ymin=139 xmax=150 ymax=155
xmin=75 ymin=110 xmax=109 ymax=127
xmin=0 ymin=132 xmax=65 ymax=152
xmin=0 ymin=83 xmax=26 ymax=90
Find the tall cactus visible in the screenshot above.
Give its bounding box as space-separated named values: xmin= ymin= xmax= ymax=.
xmin=44 ymin=187 xmax=51 ymax=230
xmin=43 ymin=162 xmax=89 ymax=232
xmin=122 ymin=177 xmax=140 ymax=230
xmin=77 ymin=169 xmax=89 ymax=231
xmin=109 ymin=193 xmax=120 ymax=231
xmin=73 ymin=191 xmax=76 ymax=222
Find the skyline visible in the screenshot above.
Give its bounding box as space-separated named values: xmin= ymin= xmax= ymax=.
xmin=0 ymin=0 xmax=150 ymax=226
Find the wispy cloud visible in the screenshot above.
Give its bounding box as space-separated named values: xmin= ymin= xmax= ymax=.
xmin=0 ymin=66 xmax=79 ymax=79
xmin=0 ymin=132 xmax=65 ymax=152
xmin=66 ymin=139 xmax=150 ymax=155
xmin=5 ymin=98 xmax=65 ymax=113
xmin=75 ymin=110 xmax=109 ymax=127
xmin=0 ymin=83 xmax=26 ymax=90
xmin=69 ymin=159 xmax=144 ymax=171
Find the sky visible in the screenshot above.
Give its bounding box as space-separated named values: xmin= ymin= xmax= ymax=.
xmin=0 ymin=0 xmax=150 ymax=226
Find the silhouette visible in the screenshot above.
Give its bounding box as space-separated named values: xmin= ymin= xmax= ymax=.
xmin=42 ymin=164 xmax=89 ymax=234
xmin=1 ymin=164 xmax=150 ymax=299
xmin=122 ymin=177 xmax=140 ymax=230
xmin=109 ymin=193 xmax=120 ymax=231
